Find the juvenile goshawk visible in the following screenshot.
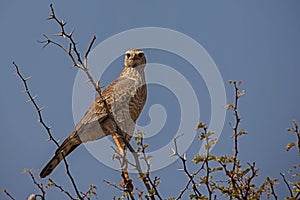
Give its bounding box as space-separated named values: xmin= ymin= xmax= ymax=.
xmin=40 ymin=48 xmax=147 ymax=178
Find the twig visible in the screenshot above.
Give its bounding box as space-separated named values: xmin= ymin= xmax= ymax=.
xmin=232 ymin=81 xmax=241 ymax=173
xmin=103 ymin=179 xmax=135 ymax=200
xmin=12 ymin=62 xmax=58 ymax=146
xmin=135 ymin=188 xmax=145 ymax=200
xmin=294 ymin=120 xmax=300 ymax=154
xmin=48 ymin=178 xmax=75 ymax=200
xmin=103 ymin=179 xmax=124 ymax=192
xmin=286 ymin=120 xmax=300 ymax=154
xmin=84 ymin=35 xmax=97 ymax=67
xmin=3 ymin=190 xmax=15 ymax=200
xmin=26 ymin=170 xmax=46 ymax=199
xmin=228 ymin=80 xmax=244 ymax=195
xmin=280 ymin=173 xmax=294 ymax=198
xmin=12 ymin=62 xmax=82 ymax=199
xmin=176 ymin=178 xmax=193 ymax=200
xmin=173 ymin=135 xmax=203 ymax=199
xmin=80 ymin=185 xmax=97 ymax=200
xmin=267 ymin=177 xmax=278 ymax=200
xmin=61 ymin=154 xmax=82 ymax=199
xmin=138 ymin=133 xmax=162 ymax=200
xmin=203 ymin=126 xmax=213 ymax=200
xmin=243 ymin=162 xmax=257 ymax=199
xmin=49 ymin=3 xmax=83 ymax=66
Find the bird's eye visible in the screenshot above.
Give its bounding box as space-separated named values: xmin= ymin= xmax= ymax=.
xmin=138 ymin=52 xmax=144 ymax=58
xmin=126 ymin=53 xmax=131 ymax=59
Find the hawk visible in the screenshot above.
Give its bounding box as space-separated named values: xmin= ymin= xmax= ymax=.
xmin=40 ymin=49 xmax=147 ymax=179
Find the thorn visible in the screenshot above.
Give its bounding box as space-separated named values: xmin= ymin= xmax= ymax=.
xmin=132 ymin=167 xmax=138 ymax=171
xmin=42 ymin=43 xmax=49 ymax=48
xmin=42 ymin=34 xmax=49 ymax=39
xmin=183 ymin=153 xmax=187 ymax=161
xmin=38 ymin=106 xmax=45 ymax=112
xmin=170 ymin=148 xmax=176 ymax=157
xmin=53 ymin=32 xmax=63 ymax=37
xmin=84 ymin=79 xmax=93 ymax=84
xmin=69 ymin=29 xmax=74 ymax=37
xmin=61 ymin=20 xmax=66 ymax=26
xmin=24 ymin=76 xmax=31 ymax=81
xmin=68 ymin=43 xmax=72 ymax=53
xmin=26 ymin=95 xmax=37 ymax=103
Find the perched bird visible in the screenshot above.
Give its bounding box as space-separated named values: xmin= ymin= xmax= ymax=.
xmin=40 ymin=48 xmax=147 ymax=179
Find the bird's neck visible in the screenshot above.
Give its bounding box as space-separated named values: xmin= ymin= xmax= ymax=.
xmin=120 ymin=66 xmax=146 ymax=83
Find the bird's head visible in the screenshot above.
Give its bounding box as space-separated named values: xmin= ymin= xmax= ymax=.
xmin=124 ymin=49 xmax=146 ymax=69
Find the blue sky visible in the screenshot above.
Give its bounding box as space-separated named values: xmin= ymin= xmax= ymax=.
xmin=1 ymin=1 xmax=300 ymax=199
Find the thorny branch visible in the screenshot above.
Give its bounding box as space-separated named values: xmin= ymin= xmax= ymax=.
xmin=140 ymin=135 xmax=162 ymax=200
xmin=228 ymin=80 xmax=244 ymax=195
xmin=266 ymin=177 xmax=278 ymax=200
xmin=25 ymin=170 xmax=46 ymax=200
xmin=286 ymin=120 xmax=300 ymax=154
xmin=103 ymin=179 xmax=135 ymax=200
xmin=3 ymin=190 xmax=15 ymax=200
xmin=103 ymin=179 xmax=124 ymax=192
xmin=243 ymin=162 xmax=257 ymax=199
xmin=47 ymin=178 xmax=75 ymax=199
xmin=12 ymin=62 xmax=82 ymax=199
xmin=232 ymin=81 xmax=242 ymax=173
xmin=172 ymin=135 xmax=203 ymax=200
xmin=280 ymin=173 xmax=294 ymax=198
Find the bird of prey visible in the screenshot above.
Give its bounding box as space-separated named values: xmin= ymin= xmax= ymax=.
xmin=40 ymin=49 xmax=147 ymax=180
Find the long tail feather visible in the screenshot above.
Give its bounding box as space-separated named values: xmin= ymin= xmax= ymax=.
xmin=40 ymin=131 xmax=81 ymax=178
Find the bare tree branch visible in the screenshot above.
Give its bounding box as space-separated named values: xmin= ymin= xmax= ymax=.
xmin=80 ymin=185 xmax=97 ymax=200
xmin=232 ymin=81 xmax=242 ymax=173
xmin=173 ymin=135 xmax=203 ymax=200
xmin=280 ymin=173 xmax=294 ymax=198
xmin=25 ymin=170 xmax=46 ymax=200
xmin=3 ymin=190 xmax=15 ymax=200
xmin=12 ymin=62 xmax=58 ymax=146
xmin=12 ymin=62 xmax=82 ymax=199
xmin=47 ymin=178 xmax=75 ymax=200
xmin=266 ymin=177 xmax=278 ymax=200
xmin=103 ymin=179 xmax=124 ymax=192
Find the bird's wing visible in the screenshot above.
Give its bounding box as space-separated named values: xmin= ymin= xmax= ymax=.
xmin=73 ymin=77 xmax=137 ymax=140
xmin=40 ymin=77 xmax=140 ymax=178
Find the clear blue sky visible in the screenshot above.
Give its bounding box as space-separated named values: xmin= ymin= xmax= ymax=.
xmin=1 ymin=1 xmax=299 ymax=199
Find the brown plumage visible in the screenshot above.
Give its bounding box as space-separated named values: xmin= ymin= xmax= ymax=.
xmin=40 ymin=49 xmax=147 ymax=178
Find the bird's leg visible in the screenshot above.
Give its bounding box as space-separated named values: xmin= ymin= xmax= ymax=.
xmin=111 ymin=132 xmax=125 ymax=156
xmin=111 ymin=132 xmax=133 ymax=192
